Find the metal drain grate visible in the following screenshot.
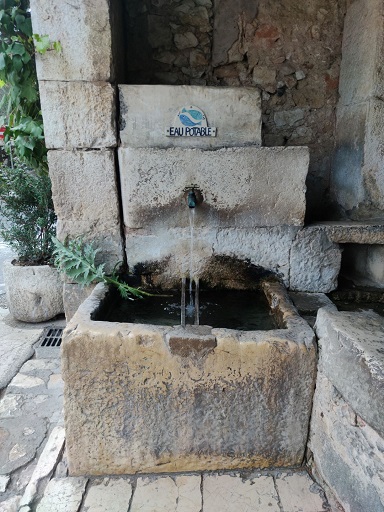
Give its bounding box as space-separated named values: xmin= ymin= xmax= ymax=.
xmin=35 ymin=327 xmax=63 ymax=358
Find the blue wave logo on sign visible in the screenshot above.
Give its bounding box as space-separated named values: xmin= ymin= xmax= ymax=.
xmin=166 ymin=105 xmax=216 ymax=137
xmin=178 ymin=107 xmax=205 ymax=127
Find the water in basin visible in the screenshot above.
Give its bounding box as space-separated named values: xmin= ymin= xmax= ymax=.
xmin=94 ymin=288 xmax=278 ymax=330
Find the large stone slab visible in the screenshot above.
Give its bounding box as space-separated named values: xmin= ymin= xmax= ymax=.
xmin=312 ymin=221 xmax=384 ymax=244
xmin=62 ymin=281 xmax=316 ymax=475
xmin=39 ymin=82 xmax=116 ymax=150
xmin=315 ymin=307 xmax=384 ymax=438
xmin=125 ymin=226 xmax=299 ymax=288
xmin=48 ymin=150 xmax=123 ymax=273
xmin=30 ymin=0 xmax=113 ymax=81
xmin=119 ymin=146 xmax=309 ymax=229
xmin=289 ymin=227 xmax=342 ymax=293
xmin=309 ymin=373 xmax=384 ymax=512
xmin=119 ymin=85 xmax=262 ymax=148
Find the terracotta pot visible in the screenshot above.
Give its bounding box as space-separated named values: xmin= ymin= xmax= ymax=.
xmin=3 ymin=260 xmax=64 ymax=322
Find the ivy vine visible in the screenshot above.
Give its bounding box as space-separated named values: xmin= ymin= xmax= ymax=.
xmin=0 ymin=0 xmax=60 ymax=172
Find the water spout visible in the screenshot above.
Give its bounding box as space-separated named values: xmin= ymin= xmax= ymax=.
xmin=187 ymin=190 xmax=197 ymax=209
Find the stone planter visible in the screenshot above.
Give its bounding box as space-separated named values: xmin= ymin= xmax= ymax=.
xmin=3 ymin=260 xmax=64 ymax=322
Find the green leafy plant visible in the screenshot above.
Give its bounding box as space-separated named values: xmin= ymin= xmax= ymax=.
xmin=0 ymin=0 xmax=60 ymax=172
xmin=52 ymin=237 xmax=153 ymax=301
xmin=0 ymin=162 xmax=56 ymax=263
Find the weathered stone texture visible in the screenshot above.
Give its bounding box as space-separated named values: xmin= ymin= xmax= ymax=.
xmin=125 ymin=0 xmax=213 ymax=85
xmin=309 ymin=373 xmax=384 ymax=512
xmin=131 ymin=476 xmax=201 ymax=512
xmin=83 ymin=478 xmax=133 ymax=512
xmin=35 ymin=477 xmax=87 ymax=512
xmin=123 ymin=0 xmax=347 ymax=219
xmin=124 ymin=226 xmax=298 ymax=288
xmin=274 ymin=473 xmax=327 ymax=512
xmin=312 ymin=221 xmax=384 ymax=244
xmin=3 ymin=262 xmax=64 ymax=323
xmin=315 ymin=307 xmax=384 ymax=437
xmin=119 ymin=146 xmax=309 ymax=229
xmin=48 ymin=150 xmax=124 ymax=273
xmin=289 ymin=227 xmax=342 ymax=293
xmin=39 ymin=82 xmax=116 ymax=150
xmin=30 ymin=0 xmax=113 ymax=81
xmin=331 ymin=0 xmax=384 ymax=219
xmin=63 ymin=283 xmax=96 ymax=322
xmin=203 ymin=474 xmax=279 ymax=512
xmin=62 ymin=283 xmax=316 ymax=475
xmin=338 ymin=0 xmax=384 ymax=106
xmin=119 ymin=85 xmax=262 ymax=148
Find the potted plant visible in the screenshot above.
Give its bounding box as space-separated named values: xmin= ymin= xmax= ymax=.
xmin=0 ymin=162 xmax=63 ymax=322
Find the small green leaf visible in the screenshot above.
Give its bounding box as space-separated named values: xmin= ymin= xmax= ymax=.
xmin=33 ymin=34 xmax=50 ymax=54
xmin=53 ymin=41 xmax=62 ymax=53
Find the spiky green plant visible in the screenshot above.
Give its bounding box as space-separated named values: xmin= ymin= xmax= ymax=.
xmin=52 ymin=237 xmax=152 ymax=300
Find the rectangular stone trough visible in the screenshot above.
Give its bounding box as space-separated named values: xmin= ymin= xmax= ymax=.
xmin=62 ymin=280 xmax=316 ymax=475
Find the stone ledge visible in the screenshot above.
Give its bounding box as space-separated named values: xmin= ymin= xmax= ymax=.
xmin=315 ymin=306 xmax=384 ymax=438
xmin=310 ymin=221 xmax=384 ymax=244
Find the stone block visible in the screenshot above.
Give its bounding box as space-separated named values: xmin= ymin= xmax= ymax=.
xmin=30 ymin=0 xmax=113 ymax=81
xmin=338 ymin=0 xmax=384 ymax=106
xmin=309 ymin=373 xmax=384 ymax=512
xmin=119 ymin=147 xmax=308 ymax=229
xmin=48 ymin=150 xmax=124 ymax=273
xmin=290 ymin=227 xmax=342 ymax=293
xmin=3 ymin=262 xmax=64 ymax=323
xmin=131 ymin=476 xmax=201 ymax=512
xmin=203 ymin=474 xmax=279 ymax=512
xmin=315 ymin=307 xmax=384 ymax=438
xmin=39 ymin=82 xmax=116 ymax=150
xmin=62 ymin=282 xmax=316 ymax=475
xmin=119 ymin=85 xmax=262 ymax=148
xmin=125 ymin=226 xmax=299 ymax=289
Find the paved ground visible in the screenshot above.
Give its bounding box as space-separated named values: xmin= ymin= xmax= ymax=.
xmin=0 ymin=292 xmax=344 ymax=511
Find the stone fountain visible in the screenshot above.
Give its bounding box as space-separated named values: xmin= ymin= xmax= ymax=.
xmin=62 ymin=85 xmax=318 ymax=475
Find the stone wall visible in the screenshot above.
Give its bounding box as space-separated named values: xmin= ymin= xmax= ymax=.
xmin=124 ymin=0 xmax=347 ymax=220
xmin=309 ymin=307 xmax=384 ymax=512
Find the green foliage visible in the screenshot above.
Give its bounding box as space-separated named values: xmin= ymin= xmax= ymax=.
xmin=52 ymin=237 xmax=153 ymax=301
xmin=0 ymin=0 xmax=60 ymax=172
xmin=0 ymin=163 xmax=56 ymax=263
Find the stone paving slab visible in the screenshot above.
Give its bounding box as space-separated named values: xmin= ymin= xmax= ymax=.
xmin=0 ymin=307 xmax=65 ymax=390
xmin=0 ymin=355 xmax=63 ymax=510
xmin=204 ymin=473 xmax=279 ymax=512
xmin=23 ymin=470 xmax=339 ymax=512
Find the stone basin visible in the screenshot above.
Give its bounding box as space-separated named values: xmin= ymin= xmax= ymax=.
xmin=62 ymin=279 xmax=316 ymax=475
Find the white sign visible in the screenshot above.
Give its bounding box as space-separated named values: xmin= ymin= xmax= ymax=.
xmin=166 ymin=106 xmax=217 ymax=137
